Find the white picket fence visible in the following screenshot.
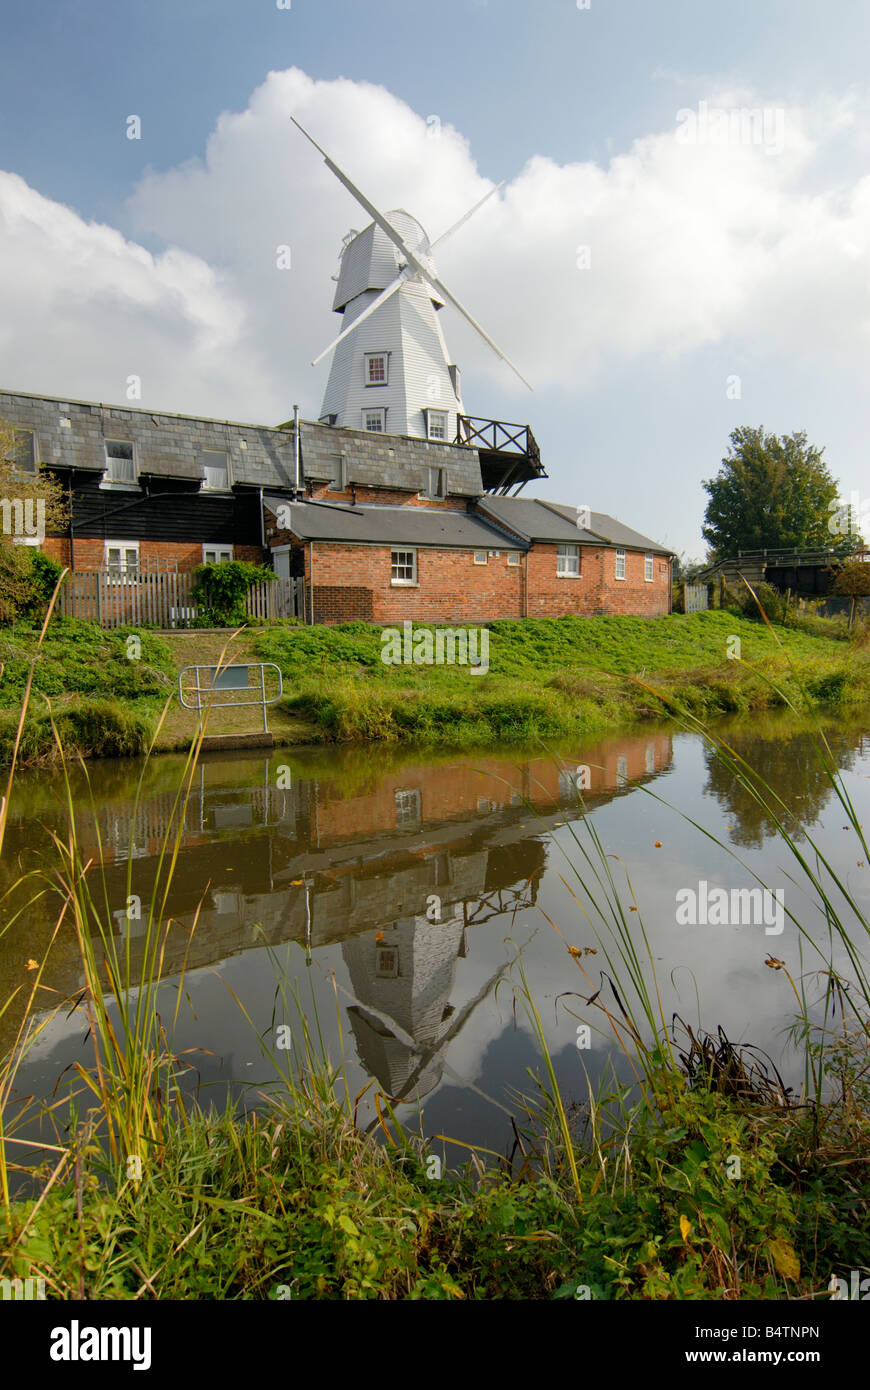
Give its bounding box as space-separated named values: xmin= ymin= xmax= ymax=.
xmin=58 ymin=571 xmax=304 ymax=628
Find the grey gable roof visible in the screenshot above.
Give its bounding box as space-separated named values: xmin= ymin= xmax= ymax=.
xmin=479 ymin=496 xmax=671 ymax=554
xmin=264 ymin=498 xmax=523 ymax=550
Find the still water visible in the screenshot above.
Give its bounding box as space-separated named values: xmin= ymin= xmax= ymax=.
xmin=3 ymin=716 xmax=869 ymax=1163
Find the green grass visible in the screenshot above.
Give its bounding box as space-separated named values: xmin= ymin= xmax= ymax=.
xmin=254 ymin=611 xmax=869 ymax=746
xmin=0 ymin=619 xmax=175 ymax=763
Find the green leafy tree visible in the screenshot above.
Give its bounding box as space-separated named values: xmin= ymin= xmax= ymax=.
xmin=829 ymin=556 xmax=870 ymax=630
xmin=701 ymin=427 xmax=843 ymax=561
xmin=0 ymin=417 xmax=68 ymax=623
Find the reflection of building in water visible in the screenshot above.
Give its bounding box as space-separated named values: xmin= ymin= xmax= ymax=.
xmin=344 ymin=912 xmax=466 ymax=1099
xmin=1 ymin=733 xmax=673 ymax=1055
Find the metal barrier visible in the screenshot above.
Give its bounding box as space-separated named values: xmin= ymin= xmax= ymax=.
xmin=178 ymin=663 xmax=283 ymax=734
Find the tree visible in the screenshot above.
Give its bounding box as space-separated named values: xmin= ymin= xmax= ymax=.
xmin=701 ymin=427 xmax=843 ymax=561
xmin=0 ymin=417 xmax=69 ymax=623
xmin=829 ymin=556 xmax=870 ymax=630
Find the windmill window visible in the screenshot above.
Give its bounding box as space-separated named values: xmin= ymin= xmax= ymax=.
xmin=391 ymin=548 xmax=417 ymax=585
xmin=426 ymin=410 xmax=448 ymax=441
xmin=615 ymin=549 xmax=626 ymax=580
xmin=364 ymin=353 xmax=389 ymax=386
xmin=557 ymin=544 xmax=581 ymax=577
xmin=103 ymin=439 xmax=136 ymax=487
xmin=364 ymin=408 xmax=386 ymax=433
xmin=644 ymin=553 xmax=654 ymax=582
xmin=201 ymin=450 xmax=230 ymax=491
xmin=375 ymin=947 xmax=399 ymax=979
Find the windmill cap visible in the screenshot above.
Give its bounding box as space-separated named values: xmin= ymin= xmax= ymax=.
xmin=332 ymin=211 xmax=441 ymax=311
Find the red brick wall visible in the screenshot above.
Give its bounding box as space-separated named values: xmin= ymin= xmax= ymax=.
xmin=303 ymin=484 xmax=465 ymax=510
xmin=41 ymin=539 xmax=264 ymax=572
xmin=305 ymin=542 xmax=524 ymax=624
xmin=526 ymin=545 xmax=671 ymax=618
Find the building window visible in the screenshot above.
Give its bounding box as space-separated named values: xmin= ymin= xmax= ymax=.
xmin=391 ymin=548 xmax=417 ymax=585
xmin=615 ymin=549 xmax=626 ymax=580
xmin=645 ymin=742 xmax=656 ymax=775
xmin=103 ymin=440 xmax=136 ymax=486
xmin=365 ymin=353 xmax=389 ymax=386
xmin=507 ymin=552 xmax=521 ymax=567
xmin=426 ymin=410 xmax=448 ymax=441
xmin=5 ymin=428 xmax=37 ymax=474
xmin=201 ymin=450 xmax=230 ymax=491
xmin=424 ymin=466 xmax=445 ymax=499
xmin=202 ymin=546 xmax=234 ymax=565
xmin=473 ymin=551 xmax=487 ymax=565
xmin=105 ymin=541 xmax=140 ymax=579
xmin=327 ymin=456 xmax=347 ymax=492
xmin=394 ymin=788 xmax=421 ymax=828
xmin=557 ymin=543 xmax=581 ymax=577
xmin=616 ymin=755 xmax=628 ymax=787
xmin=375 ymin=947 xmax=400 ymax=978
xmin=644 ymin=554 xmax=654 ymax=582
xmin=364 ymin=408 xmax=386 ymax=433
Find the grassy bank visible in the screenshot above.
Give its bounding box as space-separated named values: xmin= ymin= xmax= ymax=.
xmin=256 ymin=610 xmax=869 ymax=745
xmin=1 ymin=609 xmax=867 ymax=763
xmin=0 ymin=619 xmax=175 ymax=762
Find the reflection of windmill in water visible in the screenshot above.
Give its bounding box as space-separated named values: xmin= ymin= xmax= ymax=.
xmin=292 ymin=118 xmax=532 ymax=445
xmin=342 ymin=863 xmax=540 ymax=1104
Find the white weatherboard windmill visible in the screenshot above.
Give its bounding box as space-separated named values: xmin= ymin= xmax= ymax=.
xmin=292 ymin=118 xmax=531 ymax=445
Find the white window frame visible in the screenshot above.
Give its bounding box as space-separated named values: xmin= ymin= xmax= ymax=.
xmin=473 ymin=551 xmax=488 ymax=566
xmin=644 ymin=553 xmax=654 ymax=582
xmin=507 ymin=552 xmax=521 ymax=567
xmin=105 ymin=540 xmax=140 ymax=581
xmin=363 ymin=408 xmax=387 ymax=433
xmin=426 ymin=409 xmax=448 ymax=442
xmin=102 ymin=439 xmax=137 ymax=488
xmin=391 ymin=548 xmax=417 ymax=586
xmin=202 ymin=545 xmax=234 ymax=565
xmin=364 ymin=352 xmax=390 ymax=387
xmin=201 ymin=450 xmax=231 ymax=492
xmin=6 ymin=428 xmax=37 ymax=475
xmin=424 ymin=465 xmax=445 ymax=499
xmin=557 ymin=543 xmax=581 ymax=577
xmin=394 ymin=788 xmax=421 ymax=828
xmin=615 ymin=549 xmax=626 ymax=580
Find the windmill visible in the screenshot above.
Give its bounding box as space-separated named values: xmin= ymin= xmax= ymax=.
xmin=292 ymin=117 xmax=531 ymax=446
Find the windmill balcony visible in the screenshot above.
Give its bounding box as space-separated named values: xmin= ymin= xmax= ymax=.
xmin=455 ymin=415 xmax=546 ymax=494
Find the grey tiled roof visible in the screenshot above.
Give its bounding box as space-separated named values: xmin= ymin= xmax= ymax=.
xmin=0 ymin=390 xmax=483 ymax=497
xmin=479 ymin=496 xmax=672 ymax=554
xmin=264 ymin=498 xmax=523 ymax=549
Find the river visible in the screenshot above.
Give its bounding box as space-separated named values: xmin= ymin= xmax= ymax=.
xmin=2 ymin=714 xmax=869 ymax=1167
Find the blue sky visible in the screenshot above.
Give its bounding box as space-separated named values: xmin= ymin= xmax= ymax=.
xmin=2 ymin=0 xmax=869 ymax=557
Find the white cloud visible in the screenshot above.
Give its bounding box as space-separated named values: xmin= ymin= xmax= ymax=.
xmin=1 ymin=67 xmax=869 ymax=427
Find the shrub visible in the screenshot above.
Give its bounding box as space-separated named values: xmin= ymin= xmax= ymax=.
xmin=191 ymin=561 xmax=276 ymax=626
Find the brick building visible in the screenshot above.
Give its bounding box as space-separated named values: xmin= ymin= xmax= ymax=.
xmin=0 ymin=386 xmax=672 ymax=623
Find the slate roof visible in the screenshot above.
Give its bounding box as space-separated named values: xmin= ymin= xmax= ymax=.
xmin=479 ymin=496 xmax=672 ymax=555
xmin=263 ymin=498 xmax=522 ymax=550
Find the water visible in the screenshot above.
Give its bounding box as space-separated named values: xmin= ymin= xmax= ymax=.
xmin=3 ymin=715 xmax=869 ymax=1166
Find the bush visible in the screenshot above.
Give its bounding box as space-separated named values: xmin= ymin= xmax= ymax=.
xmin=191 ymin=561 xmax=276 ymax=626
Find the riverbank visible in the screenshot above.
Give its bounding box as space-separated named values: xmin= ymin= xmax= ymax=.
xmin=0 ymin=609 xmax=866 ymax=763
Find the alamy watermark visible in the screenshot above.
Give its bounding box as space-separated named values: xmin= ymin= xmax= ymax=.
xmin=1 ymin=1276 xmax=45 ymax=1300
xmin=676 ymin=880 xmax=784 ymax=935
xmin=0 ymin=496 xmax=45 ymax=542
xmin=381 ymin=620 xmax=489 ymax=675
xmin=675 ymin=102 xmax=785 ymax=156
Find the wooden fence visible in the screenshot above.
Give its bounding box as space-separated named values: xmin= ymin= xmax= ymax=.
xmin=58 ymin=571 xmax=305 ymax=628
